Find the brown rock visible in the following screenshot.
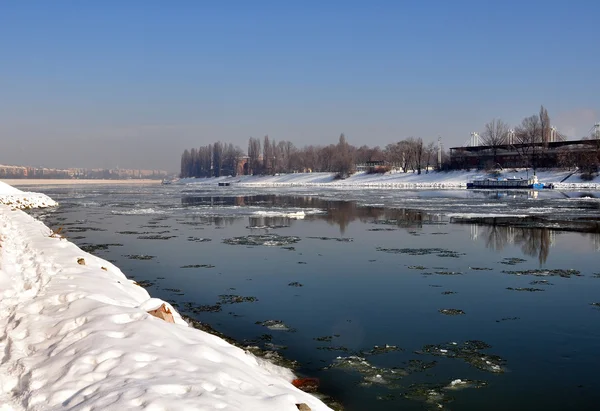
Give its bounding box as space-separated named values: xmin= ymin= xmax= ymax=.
xmin=101 ymin=266 xmax=107 ymax=271
xmin=77 ymin=258 xmax=85 ymax=265
xmin=148 ymin=303 xmax=175 ymax=323
xmin=292 ymin=378 xmax=319 ymax=393
xmin=296 ymin=404 xmax=311 ymax=411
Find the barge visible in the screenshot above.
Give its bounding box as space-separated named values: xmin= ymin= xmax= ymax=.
xmin=467 ymin=175 xmax=550 ymax=190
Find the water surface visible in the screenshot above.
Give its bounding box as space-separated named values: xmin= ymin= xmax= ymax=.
xmin=23 ymin=183 xmax=600 ymax=411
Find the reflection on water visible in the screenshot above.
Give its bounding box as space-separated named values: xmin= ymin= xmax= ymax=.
xmin=181 ymin=194 xmax=599 ymax=262
xmin=475 ymin=225 xmax=552 ymax=264
xmin=468 ymin=189 xmax=599 ymax=200
xmin=470 ymin=189 xmax=541 ymax=200
xmin=182 ymin=194 xmax=443 ymax=234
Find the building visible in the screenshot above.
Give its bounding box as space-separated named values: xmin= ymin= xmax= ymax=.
xmin=450 ymin=139 xmax=600 ymax=169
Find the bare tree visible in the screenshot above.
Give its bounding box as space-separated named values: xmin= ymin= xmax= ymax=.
xmin=410 ymin=137 xmax=425 ymax=174
xmin=481 ymin=119 xmax=509 ymax=165
xmin=424 ymin=141 xmax=436 ymax=173
xmin=384 ymin=143 xmax=402 ymax=169
xmin=540 ymin=105 xmax=550 ymax=143
xmin=248 ymin=137 xmax=261 ymax=175
xmin=263 ymin=135 xmax=272 ymax=174
xmin=212 ymin=141 xmax=223 ymax=177
xmin=514 ymin=115 xmax=542 ymax=171
xmin=318 ymin=144 xmax=336 ymax=172
xmin=334 ymin=133 xmax=354 ymax=177
xmin=180 ymin=149 xmax=191 ymax=177
xmin=399 ymin=140 xmax=414 ymax=172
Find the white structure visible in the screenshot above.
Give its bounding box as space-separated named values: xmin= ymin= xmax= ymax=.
xmin=470 ymin=132 xmax=480 ymax=146
xmin=549 ymin=126 xmax=557 ymax=143
xmin=507 ymin=129 xmax=516 ymax=145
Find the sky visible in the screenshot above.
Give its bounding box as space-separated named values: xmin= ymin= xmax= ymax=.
xmin=1 ymin=1 xmax=598 ymax=172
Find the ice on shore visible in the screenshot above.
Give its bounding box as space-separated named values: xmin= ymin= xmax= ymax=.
xmin=0 ymin=181 xmax=57 ymax=208
xmin=0 ymin=183 xmax=331 ymax=410
xmin=178 ymin=169 xmax=600 ymax=190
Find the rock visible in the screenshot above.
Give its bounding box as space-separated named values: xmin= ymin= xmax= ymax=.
xmin=101 ymin=266 xmax=107 ymax=271
xmin=148 ymin=303 xmax=175 ymax=323
xmin=296 ymin=403 xmax=311 ymax=410
xmin=77 ymin=257 xmax=85 ymax=265
xmin=292 ymin=378 xmax=319 ymax=393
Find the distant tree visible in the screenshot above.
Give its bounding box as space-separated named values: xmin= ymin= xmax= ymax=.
xmin=221 ymin=143 xmax=243 ymax=176
xmin=481 ymin=119 xmax=509 ymax=165
xmin=180 ymin=149 xmax=191 ymax=178
xmin=556 ymin=147 xmax=578 ymax=170
xmin=410 ymin=137 xmax=425 ymax=174
xmin=514 ymin=115 xmax=542 ymax=171
xmin=248 ymin=137 xmax=261 ymax=175
xmin=540 ymin=105 xmax=550 ymax=144
xmin=262 ymin=135 xmax=272 ymax=174
xmin=424 ymin=141 xmax=436 ymax=173
xmin=334 ymin=133 xmax=354 ymax=177
xmin=399 ymin=140 xmax=414 ymax=172
xmin=212 ymin=142 xmax=223 ymax=177
xmin=199 ymin=145 xmax=212 ymax=177
xmin=300 ymin=145 xmax=319 ymax=172
xmin=384 ymin=142 xmax=403 ymax=169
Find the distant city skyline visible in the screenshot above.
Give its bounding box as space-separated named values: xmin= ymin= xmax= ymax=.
xmin=1 ymin=1 xmax=598 ymax=172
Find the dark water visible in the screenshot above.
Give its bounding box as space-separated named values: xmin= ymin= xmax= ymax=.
xmin=22 ymin=183 xmax=600 ymax=411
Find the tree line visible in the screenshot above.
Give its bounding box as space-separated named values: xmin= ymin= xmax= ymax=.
xmin=180 ymin=105 xmax=599 ymax=178
xmin=180 ymin=134 xmax=445 ymax=178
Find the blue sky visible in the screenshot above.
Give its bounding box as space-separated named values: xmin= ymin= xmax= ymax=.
xmin=1 ymin=1 xmax=598 ymax=171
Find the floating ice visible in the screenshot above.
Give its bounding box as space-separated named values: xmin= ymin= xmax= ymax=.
xmin=439 ymin=308 xmax=465 ymax=316
xmin=418 ymin=340 xmax=506 ymax=373
xmin=503 ymin=268 xmax=581 ymax=278
xmin=224 ymin=234 xmax=301 ymax=246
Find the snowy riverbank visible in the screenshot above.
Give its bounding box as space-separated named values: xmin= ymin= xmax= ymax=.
xmin=178 ymin=169 xmax=600 ymax=190
xmin=0 ymin=181 xmax=57 ymax=208
xmin=0 ymin=185 xmax=332 ymax=410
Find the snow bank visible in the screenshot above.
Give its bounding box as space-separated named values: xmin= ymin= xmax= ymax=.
xmin=0 ymin=206 xmax=332 ymax=411
xmin=0 ymin=181 xmax=57 ymax=208
xmin=179 ymin=169 xmax=600 ymax=190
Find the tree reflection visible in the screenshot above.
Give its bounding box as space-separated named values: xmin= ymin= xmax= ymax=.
xmin=181 ymin=194 xmax=442 ymax=235
xmin=483 ymin=225 xmax=512 ymax=252
xmin=514 ymin=228 xmax=551 ymax=265
xmin=479 ymin=224 xmax=552 ymax=264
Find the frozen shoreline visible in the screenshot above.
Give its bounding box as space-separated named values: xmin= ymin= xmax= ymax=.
xmin=179 ymin=169 xmax=600 ymax=190
xmin=0 ymin=183 xmax=331 ymax=411
xmin=1 ymin=179 xmax=162 ymax=186
xmin=0 ymin=181 xmax=57 ymax=208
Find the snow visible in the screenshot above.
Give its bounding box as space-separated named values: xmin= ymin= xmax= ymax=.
xmin=0 ymin=184 xmax=332 ymax=410
xmin=0 ymin=181 xmax=57 ymax=208
xmin=178 ymin=169 xmax=600 ymax=190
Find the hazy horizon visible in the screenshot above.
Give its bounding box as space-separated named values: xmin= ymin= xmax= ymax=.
xmin=1 ymin=1 xmax=598 ymax=172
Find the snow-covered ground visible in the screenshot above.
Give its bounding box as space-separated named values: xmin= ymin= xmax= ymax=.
xmin=0 ymin=181 xmax=57 ymax=208
xmin=0 ymin=186 xmax=331 ymax=410
xmin=178 ymin=169 xmax=600 ymax=190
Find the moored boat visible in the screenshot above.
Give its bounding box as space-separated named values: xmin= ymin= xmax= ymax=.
xmin=467 ymin=175 xmax=548 ymax=190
